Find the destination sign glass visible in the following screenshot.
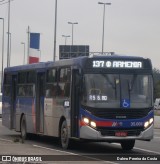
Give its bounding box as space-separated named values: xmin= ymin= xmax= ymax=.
xmin=92 ymin=60 xmax=143 ymax=69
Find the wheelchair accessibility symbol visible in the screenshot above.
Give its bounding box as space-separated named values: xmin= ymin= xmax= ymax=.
xmin=121 ymin=99 xmax=130 ymax=108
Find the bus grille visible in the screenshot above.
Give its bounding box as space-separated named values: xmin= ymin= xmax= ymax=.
xmin=84 ymin=107 xmax=151 ymax=119
xmin=97 ymin=127 xmax=143 ymax=136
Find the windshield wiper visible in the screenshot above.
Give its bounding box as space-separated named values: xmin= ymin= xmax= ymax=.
xmin=129 ymin=75 xmax=137 ymax=91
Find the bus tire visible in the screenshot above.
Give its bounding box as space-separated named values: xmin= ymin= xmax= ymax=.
xmin=121 ymin=140 xmax=135 ymax=150
xmin=60 ymin=120 xmax=70 ymax=149
xmin=21 ymin=116 xmax=27 ymax=140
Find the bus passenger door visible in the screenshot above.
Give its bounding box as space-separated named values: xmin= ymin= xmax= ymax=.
xmin=36 ymin=72 xmax=45 ymax=133
xmin=71 ymin=69 xmax=80 ymax=138
xmin=11 ymin=75 xmax=17 ymax=129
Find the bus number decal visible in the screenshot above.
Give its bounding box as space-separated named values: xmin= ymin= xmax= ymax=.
xmin=131 ymin=122 xmax=143 ymax=127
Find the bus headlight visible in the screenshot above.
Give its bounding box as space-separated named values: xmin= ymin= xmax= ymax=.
xmin=149 ymin=118 xmax=153 ymax=124
xmin=90 ymin=121 xmax=96 ymax=128
xmin=144 ymin=117 xmax=153 ymax=128
xmin=82 ymin=117 xmax=96 ymax=129
xmin=144 ymin=121 xmax=149 ymax=128
xmin=83 ymin=117 xmax=89 ymax=124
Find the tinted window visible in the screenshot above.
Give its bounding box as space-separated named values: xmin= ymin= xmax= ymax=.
xmin=28 ymin=71 xmax=36 ymax=83
xmin=47 ymin=69 xmax=56 ymax=83
xmin=58 ymin=68 xmax=71 ymax=97
xmin=4 ymin=74 xmax=11 ymax=84
xmin=18 ymin=72 xmax=27 ymax=83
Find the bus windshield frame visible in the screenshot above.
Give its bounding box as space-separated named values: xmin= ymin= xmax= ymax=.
xmin=81 ymin=73 xmax=153 ymax=109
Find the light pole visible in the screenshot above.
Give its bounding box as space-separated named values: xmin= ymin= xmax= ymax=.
xmin=6 ymin=32 xmax=11 ymax=67
xmin=98 ymin=2 xmax=111 ymax=54
xmin=68 ymin=22 xmax=78 ymax=45
xmin=7 ymin=0 xmax=11 ymax=67
xmin=62 ymin=35 xmax=70 ymax=45
xmin=0 ymin=18 xmax=4 ymax=91
xmin=53 ymin=0 xmax=57 ymax=61
xmin=21 ymin=42 xmax=25 ymax=65
xmin=7 ymin=32 xmax=11 ymax=67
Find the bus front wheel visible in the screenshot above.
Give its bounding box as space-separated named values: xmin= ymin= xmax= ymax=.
xmin=121 ymin=140 xmax=135 ymax=150
xmin=21 ymin=116 xmax=27 ymax=140
xmin=60 ymin=120 xmax=70 ymax=149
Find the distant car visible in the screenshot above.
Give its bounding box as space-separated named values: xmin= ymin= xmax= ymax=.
xmin=0 ymin=93 xmax=2 ymax=117
xmin=154 ymin=98 xmax=160 ymax=110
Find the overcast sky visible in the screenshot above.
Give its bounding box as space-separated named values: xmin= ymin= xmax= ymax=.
xmin=0 ymin=0 xmax=160 ymax=69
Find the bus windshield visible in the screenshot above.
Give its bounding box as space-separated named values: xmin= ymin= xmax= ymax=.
xmin=81 ymin=74 xmax=153 ymax=108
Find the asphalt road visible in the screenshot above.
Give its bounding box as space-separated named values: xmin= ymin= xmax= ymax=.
xmin=0 ymin=117 xmax=160 ymax=164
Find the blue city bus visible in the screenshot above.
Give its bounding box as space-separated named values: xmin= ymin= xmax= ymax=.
xmin=2 ymin=54 xmax=154 ymax=150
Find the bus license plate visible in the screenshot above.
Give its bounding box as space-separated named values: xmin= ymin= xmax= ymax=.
xmin=115 ymin=131 xmax=127 ymax=137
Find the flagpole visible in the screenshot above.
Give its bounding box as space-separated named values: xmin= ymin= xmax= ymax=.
xmin=27 ymin=26 xmax=30 ymax=64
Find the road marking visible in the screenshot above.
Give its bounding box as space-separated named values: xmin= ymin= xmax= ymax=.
xmin=33 ymin=144 xmax=77 ymax=155
xmin=113 ymin=143 xmax=160 ymax=155
xmin=134 ymin=147 xmax=160 ymax=155
xmin=0 ymin=138 xmax=13 ymax=142
xmin=33 ymin=144 xmax=118 ymax=164
xmin=154 ymin=132 xmax=160 ymax=135
xmin=154 ymin=136 xmax=160 ymax=139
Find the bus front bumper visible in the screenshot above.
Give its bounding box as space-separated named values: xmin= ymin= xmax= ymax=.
xmin=80 ymin=124 xmax=154 ymax=141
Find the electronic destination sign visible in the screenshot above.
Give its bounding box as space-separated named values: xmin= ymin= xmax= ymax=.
xmin=92 ymin=60 xmax=143 ymax=69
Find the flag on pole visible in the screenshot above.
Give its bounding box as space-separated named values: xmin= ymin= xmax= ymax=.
xmin=29 ymin=33 xmax=40 ymax=64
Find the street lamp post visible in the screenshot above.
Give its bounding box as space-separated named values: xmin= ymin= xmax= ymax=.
xmin=68 ymin=22 xmax=78 ymax=45
xmin=6 ymin=32 xmax=11 ymax=67
xmin=7 ymin=0 xmax=11 ymax=67
xmin=0 ymin=18 xmax=4 ymax=91
xmin=7 ymin=32 xmax=11 ymax=67
xmin=98 ymin=2 xmax=111 ymax=54
xmin=21 ymin=42 xmax=25 ymax=65
xmin=53 ymin=0 xmax=57 ymax=61
xmin=62 ymin=35 xmax=70 ymax=45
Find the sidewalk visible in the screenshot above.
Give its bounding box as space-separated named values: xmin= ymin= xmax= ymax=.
xmin=154 ymin=115 xmax=160 ymax=129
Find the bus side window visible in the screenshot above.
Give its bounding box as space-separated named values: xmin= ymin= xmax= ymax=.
xmin=26 ymin=85 xmax=33 ymax=97
xmin=46 ymin=69 xmax=57 ymax=98
xmin=47 ymin=69 xmax=56 ymax=83
xmin=56 ymin=84 xmax=62 ymax=96
xmin=18 ymin=86 xmax=25 ymax=96
xmin=64 ymin=81 xmax=70 ymax=97
xmin=46 ymin=84 xmax=51 ymax=97
xmin=4 ymin=85 xmax=10 ymax=97
xmin=45 ymin=84 xmax=57 ymax=97
xmin=58 ymin=68 xmax=71 ymax=97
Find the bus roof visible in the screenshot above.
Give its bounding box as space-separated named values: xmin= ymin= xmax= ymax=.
xmin=4 ymin=54 xmax=152 ymax=73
